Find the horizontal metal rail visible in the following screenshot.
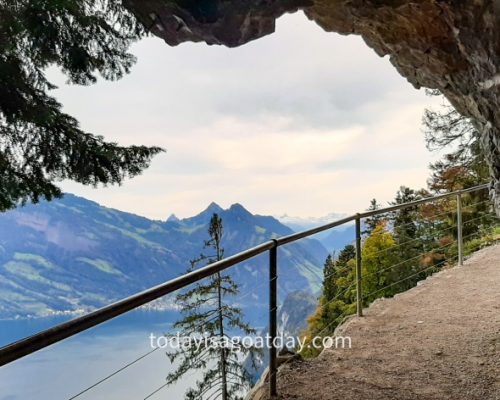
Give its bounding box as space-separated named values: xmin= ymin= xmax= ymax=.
xmin=276 ymin=184 xmax=489 ymax=245
xmin=0 ymin=241 xmax=275 ymax=366
xmin=0 ymin=183 xmax=491 ymax=368
xmin=358 ymin=184 xmax=489 ymax=219
xmin=276 ymin=215 xmax=357 ymax=246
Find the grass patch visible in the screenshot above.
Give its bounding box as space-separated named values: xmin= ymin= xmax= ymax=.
xmin=95 ymin=221 xmax=165 ymax=250
xmin=13 ymin=253 xmax=57 ymax=270
xmin=55 ymin=203 xmax=84 ymax=214
xmin=463 ymin=225 xmax=500 ymax=256
xmin=255 ymin=226 xmax=266 ymax=235
xmin=136 ymin=224 xmax=166 ymax=235
xmin=77 ymin=257 xmax=122 ymax=275
xmin=3 ymin=261 xmax=52 ymax=285
xmin=176 ymin=224 xmax=205 ymax=235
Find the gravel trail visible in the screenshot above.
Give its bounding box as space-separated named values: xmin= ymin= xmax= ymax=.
xmin=265 ymin=244 xmax=500 ymax=400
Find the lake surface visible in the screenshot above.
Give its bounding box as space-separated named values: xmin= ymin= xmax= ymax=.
xmin=0 ymin=311 xmax=222 ymax=400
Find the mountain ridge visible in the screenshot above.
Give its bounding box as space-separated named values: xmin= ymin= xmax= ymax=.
xmin=0 ymin=194 xmax=327 ymax=319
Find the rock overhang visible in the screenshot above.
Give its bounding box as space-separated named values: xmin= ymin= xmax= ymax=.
xmin=123 ymin=0 xmax=500 ymax=214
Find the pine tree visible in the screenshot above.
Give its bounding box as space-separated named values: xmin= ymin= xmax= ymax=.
xmin=302 ymin=244 xmax=357 ymax=357
xmin=337 ymin=244 xmax=355 ymax=266
xmin=166 ymin=213 xmax=258 ymax=400
xmin=389 ymin=187 xmax=427 ymax=290
xmin=321 ymin=254 xmax=336 ymax=302
xmin=0 ymin=1 xmax=163 ymax=211
xmin=363 ymin=199 xmax=384 ymax=236
xmin=321 ymin=245 xmax=356 ymax=310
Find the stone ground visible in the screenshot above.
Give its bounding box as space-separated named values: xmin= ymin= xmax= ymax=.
xmin=261 ymin=244 xmax=500 ymax=400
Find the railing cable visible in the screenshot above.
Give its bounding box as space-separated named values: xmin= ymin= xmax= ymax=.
xmin=361 ymin=240 xmax=454 ymax=281
xmin=364 ymin=264 xmax=438 ymax=299
xmin=68 ymin=312 xmax=220 ymax=399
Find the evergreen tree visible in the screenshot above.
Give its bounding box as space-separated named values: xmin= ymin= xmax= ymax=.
xmin=389 ymin=187 xmax=429 ymax=290
xmin=0 ymin=1 xmax=162 ymax=211
xmin=337 ymin=244 xmax=355 ymax=266
xmin=166 ymin=214 xmax=258 ymax=400
xmin=321 ymin=254 xmax=337 ymax=302
xmin=302 ymin=245 xmax=357 ymax=357
xmin=305 ymin=93 xmax=498 ymax=361
xmin=363 ymin=199 xmax=384 ymax=235
xmin=319 ymin=249 xmax=355 ymax=310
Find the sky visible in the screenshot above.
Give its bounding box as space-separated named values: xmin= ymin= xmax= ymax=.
xmin=50 ymin=11 xmax=445 ymax=221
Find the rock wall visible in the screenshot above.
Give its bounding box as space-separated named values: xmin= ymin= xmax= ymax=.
xmin=124 ymin=0 xmax=500 ymax=214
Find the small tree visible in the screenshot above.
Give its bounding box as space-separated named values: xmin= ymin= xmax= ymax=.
xmin=361 ymin=222 xmax=400 ymax=301
xmin=363 ymin=199 xmax=384 ymax=236
xmin=337 ymin=244 xmax=355 ymax=266
xmin=387 ymin=187 xmax=428 ymax=288
xmin=166 ymin=213 xmax=258 ymax=400
xmin=302 ymin=245 xmax=357 ymax=357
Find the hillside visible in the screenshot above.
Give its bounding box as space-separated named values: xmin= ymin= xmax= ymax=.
xmin=0 ymin=195 xmax=327 ymax=319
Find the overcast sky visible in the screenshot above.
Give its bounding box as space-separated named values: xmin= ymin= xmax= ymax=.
xmin=50 ymin=11 xmax=444 ymax=221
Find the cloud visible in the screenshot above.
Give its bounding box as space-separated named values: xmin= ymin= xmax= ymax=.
xmin=51 ymin=11 xmax=444 ymax=220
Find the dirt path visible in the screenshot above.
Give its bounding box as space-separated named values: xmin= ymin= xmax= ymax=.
xmin=266 ymin=244 xmax=500 ymax=400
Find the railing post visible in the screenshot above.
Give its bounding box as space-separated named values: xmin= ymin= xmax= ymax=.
xmin=457 ymin=193 xmax=463 ymax=266
xmin=355 ymin=215 xmax=363 ymax=317
xmin=269 ymin=241 xmax=278 ymax=398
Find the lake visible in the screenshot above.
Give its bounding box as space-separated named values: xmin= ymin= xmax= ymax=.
xmin=0 ymin=311 xmax=253 ymax=400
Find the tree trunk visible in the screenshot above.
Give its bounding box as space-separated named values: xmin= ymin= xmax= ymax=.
xmin=216 ymin=271 xmax=228 ymax=400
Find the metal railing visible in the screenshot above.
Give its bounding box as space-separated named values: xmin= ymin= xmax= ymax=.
xmin=0 ymin=183 xmax=496 ymax=399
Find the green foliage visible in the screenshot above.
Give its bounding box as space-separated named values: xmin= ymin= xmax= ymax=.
xmin=463 ymin=225 xmax=500 ymax=256
xmin=302 ymin=192 xmax=498 ymax=359
xmin=0 ymin=0 xmax=163 ymax=211
xmin=302 ymin=91 xmax=499 ymax=360
xmin=166 ymin=214 xmax=259 ymax=400
xmin=363 ymin=199 xmax=383 ymax=235
xmin=300 ymin=245 xmax=357 ymax=358
xmin=389 ymin=187 xmax=432 ymax=291
xmin=361 ymin=223 xmax=400 ymax=302
xmin=422 ymin=91 xmax=495 ymax=249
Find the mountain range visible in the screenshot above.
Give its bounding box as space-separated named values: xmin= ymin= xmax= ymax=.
xmin=0 ymin=195 xmax=329 ymax=320
xmin=276 ymin=213 xmax=355 ymax=252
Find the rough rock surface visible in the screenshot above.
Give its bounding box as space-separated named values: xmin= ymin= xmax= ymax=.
xmin=255 ymin=243 xmax=500 ymax=400
xmin=124 ymin=1 xmax=500 ymax=214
